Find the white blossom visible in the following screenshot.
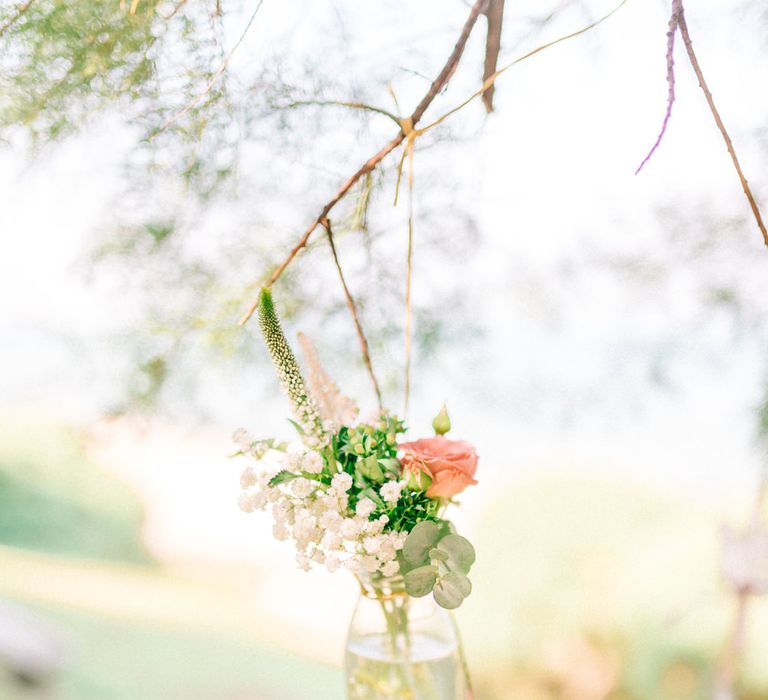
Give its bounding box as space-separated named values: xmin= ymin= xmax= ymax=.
xmin=355 ymin=498 xmax=376 ymax=518
xmin=302 ymin=451 xmax=324 ymax=474
xmin=240 ymin=467 xmax=257 ymax=489
xmin=340 ymin=517 xmax=361 ymax=540
xmin=232 ymin=428 xmax=253 ymax=451
xmin=363 ymin=535 xmax=383 ymax=554
xmin=238 ymin=493 xmax=255 ymax=513
xmin=251 ymin=491 xmax=268 ymax=510
xmin=381 ymin=560 xmax=400 ymax=577
xmin=291 ymin=478 xmax=316 ymax=498
xmin=380 ymin=479 xmax=404 ymax=504
xmin=237 ymin=431 xmax=430 ymax=580
xmin=273 ymin=522 xmax=289 ymax=541
xmin=331 ymin=472 xmax=353 ymax=494
xmin=321 ymin=531 xmax=342 ymax=550
xmin=285 ymin=451 xmax=303 ymax=471
xmin=319 ymin=509 xmax=343 ymax=532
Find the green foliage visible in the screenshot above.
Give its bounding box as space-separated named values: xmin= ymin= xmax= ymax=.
xmin=0 ymin=0 xmax=484 ymax=419
xmin=330 ymin=415 xmax=407 ymax=511
xmin=267 ymin=470 xmax=301 ymax=488
xmin=1 ymin=0 xmax=162 ymax=141
xmin=433 ymin=571 xmax=470 ymax=609
xmin=438 ymin=533 xmax=476 ymax=574
xmin=403 ymin=520 xmax=441 ymax=566
xmin=402 ymin=565 xmax=437 ymax=598
xmin=401 ymin=522 xmax=475 ymax=609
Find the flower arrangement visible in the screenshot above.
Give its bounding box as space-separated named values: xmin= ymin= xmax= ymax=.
xmin=235 ymin=288 xmax=478 ymax=610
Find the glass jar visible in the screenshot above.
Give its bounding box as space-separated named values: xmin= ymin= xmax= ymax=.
xmin=345 ymin=573 xmax=468 ymax=700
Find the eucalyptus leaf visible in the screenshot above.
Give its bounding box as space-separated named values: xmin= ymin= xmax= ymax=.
xmin=443 ymin=571 xmax=472 ymax=597
xmin=403 ymin=521 xmax=441 ymax=566
xmin=429 ymin=548 xmax=449 ymax=562
xmin=403 ymin=565 xmax=437 ymax=597
xmin=438 ymin=534 xmax=476 ymax=575
xmin=433 ymin=574 xmax=466 ymax=609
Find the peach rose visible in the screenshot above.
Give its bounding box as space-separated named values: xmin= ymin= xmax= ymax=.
xmin=399 ymin=436 xmax=478 ymax=499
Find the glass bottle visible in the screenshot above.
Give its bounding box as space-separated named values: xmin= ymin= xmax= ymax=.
xmin=345 ymin=573 xmax=468 ymax=700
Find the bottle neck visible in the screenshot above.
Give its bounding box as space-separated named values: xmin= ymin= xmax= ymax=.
xmin=355 ymin=572 xmax=408 ymax=601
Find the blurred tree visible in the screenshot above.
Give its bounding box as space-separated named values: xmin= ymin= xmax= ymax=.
xmin=1 ymin=0 xmax=504 ymax=412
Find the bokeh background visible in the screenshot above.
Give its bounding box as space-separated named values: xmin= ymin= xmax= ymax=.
xmin=3 ymin=0 xmax=768 ymax=698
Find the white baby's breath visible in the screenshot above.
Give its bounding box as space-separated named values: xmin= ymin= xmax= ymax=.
xmin=240 ymin=466 xmax=257 ymax=489
xmin=237 ymin=441 xmax=411 ymax=577
xmin=302 ymin=451 xmax=324 ymax=474
xmin=355 ymin=498 xmax=376 ymax=518
xmin=380 ymin=479 xmax=404 ymax=504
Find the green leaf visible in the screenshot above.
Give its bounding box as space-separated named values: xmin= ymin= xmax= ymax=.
xmin=358 ymin=455 xmax=384 ymax=482
xmin=403 ymin=521 xmax=441 ymax=566
xmin=404 ymin=565 xmax=437 ymax=597
xmin=429 ymin=548 xmax=449 ymax=562
xmin=443 ymin=571 xmax=471 ymax=597
xmin=268 ymin=470 xmax=300 ymax=488
xmin=438 ymin=534 xmax=475 ymax=575
xmin=378 ymin=458 xmax=401 ymax=474
xmin=433 ymin=572 xmax=470 ymax=609
xmin=360 ymin=487 xmax=386 ymax=509
xmin=287 ymin=419 xmax=305 ymax=436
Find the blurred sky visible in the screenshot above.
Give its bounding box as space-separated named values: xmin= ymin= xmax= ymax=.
xmin=2 ymin=0 xmax=768 ymax=566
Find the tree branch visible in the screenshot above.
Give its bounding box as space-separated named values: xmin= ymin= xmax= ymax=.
xmin=409 ymin=0 xmax=488 ymax=124
xmin=279 ymin=99 xmax=401 ymax=127
xmin=238 ymin=0 xmax=488 ymax=325
xmin=417 ymin=0 xmax=630 ymax=135
xmin=162 ymin=0 xmax=190 ymax=21
xmin=0 ymin=0 xmax=36 ymax=39
xmin=322 ymin=219 xmax=383 ymax=410
xmin=676 ymin=4 xmax=768 ymax=248
xmin=155 ymin=0 xmax=265 ymax=135
xmin=635 ymin=0 xmax=681 ymax=174
xmin=482 ymin=0 xmax=505 ymax=112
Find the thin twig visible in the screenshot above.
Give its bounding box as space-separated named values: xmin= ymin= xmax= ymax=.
xmin=238 ymin=134 xmax=406 ymax=327
xmin=676 ymin=4 xmax=768 ymax=248
xmin=419 ymin=0 xmax=631 ymax=135
xmin=238 ymin=0 xmax=488 ymax=325
xmin=635 ymin=0 xmax=681 ymax=174
xmin=280 ymin=99 xmax=401 ymax=126
xmin=403 ymin=141 xmax=415 ymax=415
xmin=162 ymin=0 xmax=190 ymax=20
xmin=0 ymin=0 xmax=36 ymax=39
xmin=410 ymin=0 xmax=488 ymax=124
xmin=156 ymin=0 xmax=266 ymax=135
xmin=387 ymin=0 xmax=630 ymax=209
xmin=322 ymin=219 xmax=383 ymax=410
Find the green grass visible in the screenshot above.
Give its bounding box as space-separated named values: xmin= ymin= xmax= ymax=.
xmin=0 ymin=422 xmax=149 ymax=563
xmin=0 ymin=601 xmax=343 ymax=700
